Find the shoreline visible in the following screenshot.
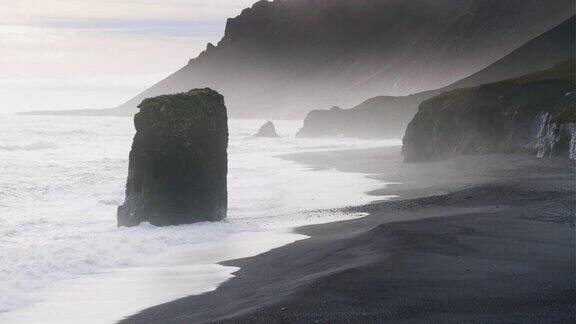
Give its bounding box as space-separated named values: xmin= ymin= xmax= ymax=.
xmin=0 ymin=141 xmax=390 ymax=323
xmin=122 ymin=147 xmax=575 ymax=323
xmin=0 ymin=114 xmax=393 ymax=323
xmin=0 ymin=230 xmax=307 ymax=324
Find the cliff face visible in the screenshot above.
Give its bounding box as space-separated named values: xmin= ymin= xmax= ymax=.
xmin=112 ymin=0 xmax=573 ymax=119
xmin=533 ymin=113 xmax=576 ymax=159
xmin=402 ymin=61 xmax=575 ymax=162
xmin=296 ymin=16 xmax=575 ymax=139
xmin=117 ymin=88 xmax=228 ymax=227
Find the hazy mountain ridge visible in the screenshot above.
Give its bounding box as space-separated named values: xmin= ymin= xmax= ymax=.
xmin=24 ymin=0 xmax=574 ymax=118
xmin=297 ymin=16 xmax=576 ymax=139
xmin=449 ymin=16 xmax=576 ymax=89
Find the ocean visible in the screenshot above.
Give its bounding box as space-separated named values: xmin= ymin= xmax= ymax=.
xmin=0 ymin=115 xmax=399 ymax=322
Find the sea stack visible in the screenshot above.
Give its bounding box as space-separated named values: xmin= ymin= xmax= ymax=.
xmin=117 ymin=88 xmax=228 ymax=227
xmin=254 ymin=121 xmax=280 ymax=138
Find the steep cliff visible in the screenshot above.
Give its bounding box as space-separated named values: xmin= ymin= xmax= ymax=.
xmin=402 ymin=60 xmax=575 ymax=162
xmin=117 ymin=88 xmax=228 ymax=227
xmin=109 ymin=0 xmax=572 ymax=118
xmin=297 ymin=16 xmax=575 ymax=139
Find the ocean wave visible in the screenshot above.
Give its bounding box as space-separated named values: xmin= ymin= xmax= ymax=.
xmin=0 ymin=142 xmax=57 ymax=151
xmin=0 ymin=220 xmax=258 ymax=313
xmin=29 ymin=129 xmax=98 ymax=136
xmin=0 ymin=116 xmax=393 ymax=315
xmin=98 ymin=198 xmax=123 ymax=206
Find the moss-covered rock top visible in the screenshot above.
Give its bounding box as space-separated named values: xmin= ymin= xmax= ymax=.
xmin=137 ymin=88 xmax=224 ymax=112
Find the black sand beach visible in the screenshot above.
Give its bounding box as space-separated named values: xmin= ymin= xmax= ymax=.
xmin=122 ymin=147 xmax=575 ymax=323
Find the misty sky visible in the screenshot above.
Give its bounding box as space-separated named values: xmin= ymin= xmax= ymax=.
xmin=0 ymin=0 xmax=257 ymax=113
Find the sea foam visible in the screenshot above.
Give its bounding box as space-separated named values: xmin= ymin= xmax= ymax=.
xmin=0 ymin=115 xmax=398 ymax=313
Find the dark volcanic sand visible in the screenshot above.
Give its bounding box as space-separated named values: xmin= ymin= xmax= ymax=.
xmin=121 ymin=147 xmax=575 ymax=323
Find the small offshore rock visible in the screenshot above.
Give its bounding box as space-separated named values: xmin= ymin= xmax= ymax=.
xmin=254 ymin=121 xmax=280 ymax=138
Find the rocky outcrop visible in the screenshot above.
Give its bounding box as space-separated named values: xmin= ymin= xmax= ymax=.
xmin=296 ymin=94 xmax=432 ymax=139
xmin=297 ymin=107 xmax=346 ymax=138
xmin=117 ymin=88 xmax=228 ymax=227
xmin=403 ymin=60 xmax=575 ymax=162
xmin=295 ymin=16 xmax=575 ymax=139
xmin=254 ymin=121 xmax=279 ymax=138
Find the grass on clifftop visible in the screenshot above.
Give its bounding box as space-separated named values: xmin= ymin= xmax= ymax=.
xmin=509 ymin=59 xmax=575 ymax=84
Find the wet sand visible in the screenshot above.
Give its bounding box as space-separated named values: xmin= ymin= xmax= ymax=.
xmin=122 ymin=147 xmax=575 ymax=323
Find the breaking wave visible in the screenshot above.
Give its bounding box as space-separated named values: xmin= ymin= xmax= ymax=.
xmin=0 ymin=141 xmax=57 ymax=151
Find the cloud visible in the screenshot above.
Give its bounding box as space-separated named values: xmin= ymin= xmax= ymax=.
xmin=0 ymin=0 xmax=258 ymax=24
xmin=0 ymin=26 xmax=211 ymax=112
xmin=32 ymin=19 xmax=226 ymax=38
xmin=0 ymin=0 xmax=259 ymax=113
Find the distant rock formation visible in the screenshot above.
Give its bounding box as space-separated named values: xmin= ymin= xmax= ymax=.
xmin=254 ymin=121 xmax=280 ymax=138
xmin=297 ymin=107 xmax=345 ymax=138
xmin=117 ymin=88 xmax=228 ymax=227
xmin=402 ymin=60 xmax=576 ymax=162
xmin=296 ymin=95 xmax=428 ymax=139
xmin=295 ymin=16 xmax=576 ymax=139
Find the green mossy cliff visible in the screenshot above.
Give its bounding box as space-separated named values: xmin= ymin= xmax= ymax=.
xmin=403 ymin=61 xmax=575 ymax=162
